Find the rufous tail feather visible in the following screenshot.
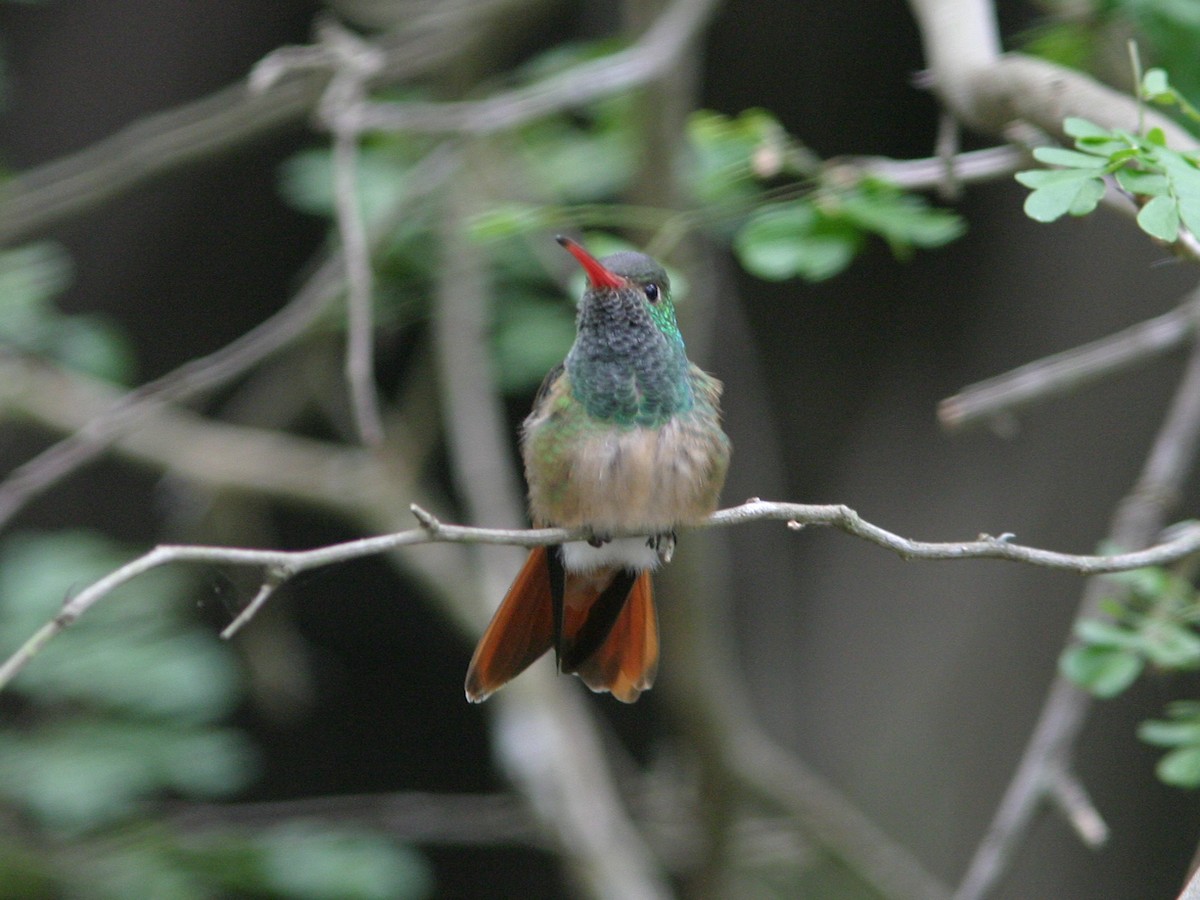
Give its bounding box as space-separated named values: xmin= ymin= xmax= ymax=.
xmin=464 ymin=547 xmax=658 ymax=703
xmin=572 ymin=571 xmax=658 ymax=703
xmin=464 ymin=546 xmax=554 ymax=703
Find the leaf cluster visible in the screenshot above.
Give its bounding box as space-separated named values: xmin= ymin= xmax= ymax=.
xmin=1016 ymin=71 xmax=1200 ymax=246
xmin=1059 ymin=559 xmax=1200 ymax=787
xmin=691 ymin=110 xmax=965 ymax=282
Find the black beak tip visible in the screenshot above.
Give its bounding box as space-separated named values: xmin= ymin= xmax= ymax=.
xmin=554 ymin=234 xmax=569 ymax=248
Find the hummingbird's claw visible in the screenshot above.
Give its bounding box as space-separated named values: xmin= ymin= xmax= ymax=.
xmin=650 ymin=531 xmax=676 ymax=565
xmin=587 ymin=530 xmax=611 ymax=548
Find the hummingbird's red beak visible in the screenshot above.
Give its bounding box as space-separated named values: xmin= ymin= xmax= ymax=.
xmin=556 ymin=235 xmax=624 ymax=290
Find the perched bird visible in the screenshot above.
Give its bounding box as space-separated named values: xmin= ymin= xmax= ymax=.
xmin=464 ymin=236 xmax=731 ymax=703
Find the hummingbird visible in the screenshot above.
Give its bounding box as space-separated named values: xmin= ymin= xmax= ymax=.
xmin=464 ymin=236 xmax=731 ymax=703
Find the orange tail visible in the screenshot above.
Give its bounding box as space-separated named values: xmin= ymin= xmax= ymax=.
xmin=464 ymin=546 xmax=659 ymax=703
xmin=569 ymin=570 xmax=658 ymax=703
xmin=465 ymin=546 xmax=555 ymax=703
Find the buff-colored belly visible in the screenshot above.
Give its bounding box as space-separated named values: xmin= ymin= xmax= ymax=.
xmin=525 ymin=416 xmax=727 ymax=533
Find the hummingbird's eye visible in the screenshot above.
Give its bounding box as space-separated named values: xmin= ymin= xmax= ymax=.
xmin=643 ymin=283 xmax=660 ymax=303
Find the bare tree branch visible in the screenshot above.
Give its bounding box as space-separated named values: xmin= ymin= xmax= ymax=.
xmin=908 ymin=0 xmax=1200 ymax=264
xmin=731 ymin=727 xmax=951 ymax=900
xmin=0 ymin=252 xmax=343 ymax=525
xmin=907 ymin=0 xmax=1195 ymax=150
xmin=1046 ymin=768 xmax=1108 ymax=849
xmin=940 ymin=284 xmax=1200 ymax=431
xmin=835 ymin=145 xmax=1026 ymax=193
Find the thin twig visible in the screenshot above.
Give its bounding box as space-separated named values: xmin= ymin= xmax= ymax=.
xmin=5 ymin=498 xmax=1200 ymax=693
xmin=955 ymin=338 xmax=1200 ymax=900
xmin=168 ymin=790 xmax=547 ymax=848
xmin=940 ymin=286 xmax=1200 ymax=431
xmin=351 ymin=0 xmax=723 ymax=135
xmin=316 ymin=24 xmax=387 ymax=446
xmin=219 ymin=574 xmax=285 ymax=640
xmin=1046 ymin=768 xmax=1108 ymax=849
xmin=836 ymin=145 xmax=1026 ymax=191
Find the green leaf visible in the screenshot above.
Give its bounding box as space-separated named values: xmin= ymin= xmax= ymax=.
xmin=492 ymin=294 xmax=577 ymax=394
xmin=1019 ymin=21 xmax=1095 ymax=71
xmin=1139 ymin=717 xmax=1200 ymax=748
xmin=1031 ymin=147 xmax=1108 ymax=169
xmin=1063 ymin=117 xmax=1111 ymax=140
xmin=49 ymin=316 xmax=135 ymax=382
xmin=255 ymin=822 xmax=432 ymax=900
xmin=1067 ymin=177 xmax=1107 ymax=215
xmin=279 ymin=146 xmax=420 ymax=225
xmin=1116 ymin=169 xmax=1170 ymax=196
xmin=734 ymin=203 xmax=859 ymax=281
xmin=1074 ymin=618 xmax=1139 ymax=649
xmin=0 ymin=243 xmax=72 ymax=323
xmin=18 ymin=629 xmax=242 ymax=721
xmin=1143 ymin=67 xmax=1172 ymax=100
xmin=1137 ymin=195 xmax=1181 ymax=241
xmin=0 ymin=720 xmax=256 ymax=831
xmin=1178 ymin=194 xmax=1200 ymax=239
xmin=1014 ymin=169 xmax=1082 ymax=189
xmin=0 ymin=243 xmax=133 ymax=382
xmin=1139 ymin=620 xmax=1200 ymax=668
xmin=1104 ymin=563 xmax=1171 ymax=598
xmin=1059 ymin=644 xmax=1143 ymax=697
xmin=519 ymin=119 xmax=634 ymax=202
xmin=86 ymin=842 xmax=209 ymax=900
xmin=1020 ymin=171 xmax=1106 ymax=222
xmin=1156 ymin=746 xmax=1200 ymax=788
xmin=837 ymin=184 xmax=965 ymax=254
xmin=687 ymin=108 xmax=788 ymax=206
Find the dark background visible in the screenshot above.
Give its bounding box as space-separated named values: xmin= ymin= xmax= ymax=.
xmin=2 ymin=1 xmax=1197 ymax=897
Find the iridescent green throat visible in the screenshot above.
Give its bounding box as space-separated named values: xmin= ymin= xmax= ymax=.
xmin=565 ymin=283 xmax=694 ymax=427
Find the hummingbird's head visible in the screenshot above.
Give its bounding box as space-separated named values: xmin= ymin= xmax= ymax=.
xmin=556 ymin=235 xmax=676 ymax=337
xmin=557 ymin=236 xmax=692 ymax=424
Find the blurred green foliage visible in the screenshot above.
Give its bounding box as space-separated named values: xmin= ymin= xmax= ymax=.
xmin=0 ymin=531 xmax=431 ymax=898
xmin=0 ymin=243 xmax=133 ymax=382
xmin=1060 ymin=555 xmax=1200 ymax=788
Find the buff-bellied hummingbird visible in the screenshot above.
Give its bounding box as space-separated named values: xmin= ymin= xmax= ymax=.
xmin=464 ymin=236 xmax=731 ymax=702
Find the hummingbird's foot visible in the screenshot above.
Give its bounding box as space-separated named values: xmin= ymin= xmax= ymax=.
xmin=586 ymin=530 xmax=612 ymax=548
xmin=649 ymin=531 xmax=676 ymax=565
